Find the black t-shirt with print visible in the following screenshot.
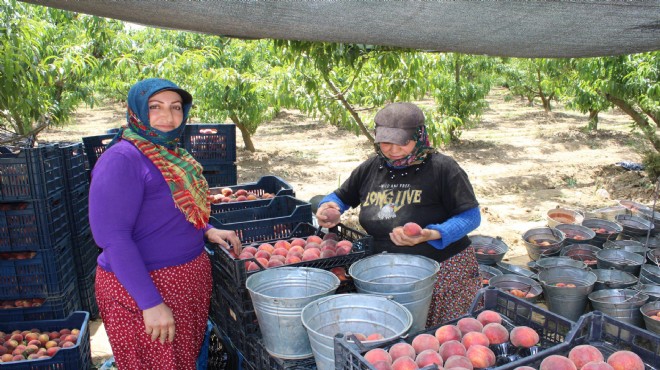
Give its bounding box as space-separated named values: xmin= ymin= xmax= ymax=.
xmin=334 ymin=152 xmax=479 ymax=263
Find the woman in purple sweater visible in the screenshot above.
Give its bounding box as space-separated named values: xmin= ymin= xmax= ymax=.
xmin=89 ymin=78 xmax=241 ymax=370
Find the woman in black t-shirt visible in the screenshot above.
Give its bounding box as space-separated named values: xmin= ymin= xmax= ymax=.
xmin=316 ymin=102 xmax=482 ymax=327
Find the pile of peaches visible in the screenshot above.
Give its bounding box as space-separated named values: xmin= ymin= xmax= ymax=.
xmin=362 ymin=310 xmax=542 ymax=369
xmin=521 ymin=346 xmax=646 ymax=370
xmin=0 ymin=298 xmax=45 ymax=310
xmin=233 ymin=233 xmax=353 ymax=270
xmin=0 ymin=327 xmax=80 ymax=363
xmin=210 ymin=187 xmax=275 ymax=204
xmin=0 ymin=251 xmax=36 ymax=260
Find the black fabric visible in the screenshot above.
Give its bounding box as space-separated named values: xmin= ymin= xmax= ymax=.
xmin=21 ymin=1 xmax=660 ymax=58
xmin=335 ymin=153 xmax=479 ymax=263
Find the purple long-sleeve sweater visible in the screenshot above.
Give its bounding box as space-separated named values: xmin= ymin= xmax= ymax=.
xmin=88 ymin=140 xmax=207 ymax=310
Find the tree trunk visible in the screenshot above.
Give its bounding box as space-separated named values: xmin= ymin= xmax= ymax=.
xmin=322 ymin=74 xmax=375 ymax=145
xmin=606 ymin=94 xmax=660 ymax=152
xmin=537 ymin=69 xmax=551 ymax=113
xmin=229 ymin=114 xmax=256 ymax=152
xmin=587 ymin=109 xmax=599 ymax=131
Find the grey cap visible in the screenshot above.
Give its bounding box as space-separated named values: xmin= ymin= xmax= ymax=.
xmin=374 ymin=103 xmax=424 ymax=146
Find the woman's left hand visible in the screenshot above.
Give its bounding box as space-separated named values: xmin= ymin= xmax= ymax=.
xmin=389 ymin=227 xmax=440 ymax=247
xmin=206 ymin=228 xmax=242 ymax=255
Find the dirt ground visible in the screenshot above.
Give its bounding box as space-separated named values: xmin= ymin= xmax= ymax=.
xmin=39 ymin=87 xmax=658 ymax=365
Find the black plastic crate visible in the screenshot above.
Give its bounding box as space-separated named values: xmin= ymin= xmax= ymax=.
xmin=0 ymin=278 xmax=81 ymax=321
xmin=0 ymin=190 xmax=70 ymax=252
xmin=203 ymin=163 xmax=238 ymax=188
xmin=208 ymin=222 xmax=373 ymax=294
xmin=210 ymin=175 xmax=295 ymax=199
xmin=208 ymin=319 xmax=247 ymax=370
xmin=71 ymin=227 xmax=98 ymax=279
xmin=77 ymin=268 xmax=99 ymax=320
xmin=81 ymin=133 xmax=114 ymax=171
xmin=209 ymin=287 xmax=258 ymax=358
xmin=184 ymin=123 xmax=236 ymax=165
xmin=0 ymin=144 xmax=65 ymax=201
xmin=244 ymin=334 xmax=317 ymax=370
xmin=0 ymin=311 xmax=91 ymax=369
xmin=65 ymin=183 xmax=90 ymax=237
xmin=333 ymin=287 xmax=576 ymax=370
xmin=0 ymin=236 xmax=75 ymax=300
xmin=209 ymin=196 xmax=312 ymax=230
xmin=57 ymin=142 xmax=88 ymax=191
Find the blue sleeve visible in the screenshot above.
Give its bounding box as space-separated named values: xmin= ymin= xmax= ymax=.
xmin=318 ymin=193 xmax=350 ymax=213
xmin=426 ymin=207 xmax=481 ymax=250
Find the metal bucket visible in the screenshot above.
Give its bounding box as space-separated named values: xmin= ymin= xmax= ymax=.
xmin=635 ymin=284 xmax=660 ymax=302
xmin=547 ymin=208 xmax=584 ymax=228
xmin=479 ymin=264 xmax=503 ymax=286
xmin=522 ymin=227 xmax=566 ymax=261
xmin=301 ymin=294 xmax=413 ymax=370
xmin=245 ymin=267 xmax=340 ymax=359
xmin=581 ymin=218 xmax=623 ymax=247
xmin=489 ymin=274 xmax=543 ymax=303
xmin=588 ymin=289 xmax=649 ymax=327
xmin=555 ymin=223 xmax=596 ymax=245
xmin=618 ymin=200 xmax=651 ymax=215
xmin=640 ymin=301 xmax=660 ymax=334
xmin=495 ymin=261 xmax=538 ymax=280
xmin=585 ymin=205 xmax=628 ymax=222
xmin=638 ymin=208 xmax=660 ymax=232
xmin=595 ymin=248 xmax=645 ymax=276
xmin=592 ymin=269 xmax=638 ymax=291
xmin=538 ymin=266 xmax=597 ymax=321
xmin=615 ymin=214 xmax=655 ymax=237
xmin=560 ymin=243 xmax=601 ymax=267
xmin=531 ymin=256 xmax=587 ymax=272
xmin=603 ymin=239 xmax=650 ymax=257
xmin=470 ymin=235 xmax=508 ymax=265
xmin=349 ymin=253 xmax=440 ymax=333
xmin=639 ymin=264 xmax=660 ymax=285
xmin=647 ymin=248 xmax=660 ymax=265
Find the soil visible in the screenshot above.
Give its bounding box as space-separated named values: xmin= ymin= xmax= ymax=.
xmin=39 ymin=87 xmax=658 ymax=365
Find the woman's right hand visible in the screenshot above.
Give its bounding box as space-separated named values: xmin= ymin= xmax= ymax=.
xmin=316 ymin=202 xmax=341 ymax=228
xmin=143 ymin=302 xmax=176 ymax=344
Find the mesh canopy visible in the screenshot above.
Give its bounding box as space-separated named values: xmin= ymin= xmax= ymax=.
xmin=21 ymin=0 xmax=660 ymax=57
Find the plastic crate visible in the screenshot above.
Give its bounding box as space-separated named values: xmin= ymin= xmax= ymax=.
xmin=0 ymin=311 xmax=91 ymax=369
xmin=57 ymin=142 xmax=88 ymax=191
xmin=210 ymin=175 xmax=295 ymax=199
xmin=209 ymin=283 xmax=259 ymax=357
xmin=203 ymin=163 xmax=238 ymax=188
xmin=209 ymin=195 xmax=311 ymax=226
xmin=0 ymin=236 xmax=75 ymax=300
xmin=0 ymin=278 xmax=81 ymax=322
xmin=207 ymin=319 xmax=246 ymax=370
xmin=505 ymin=311 xmax=660 ymax=369
xmin=208 ymin=222 xmax=373 ymax=296
xmin=71 ymin=227 xmax=98 ymax=279
xmin=183 ymin=123 xmax=236 ymax=165
xmin=64 ymin=183 xmax=90 ymax=237
xmin=0 ymin=190 xmax=70 ymax=252
xmin=244 ymin=334 xmax=317 ymax=370
xmin=333 ymin=287 xmax=576 ymax=370
xmin=77 ymin=268 xmax=99 ymax=320
xmin=0 ymin=144 xmax=65 ymax=201
xmin=81 ymin=133 xmax=114 ymax=171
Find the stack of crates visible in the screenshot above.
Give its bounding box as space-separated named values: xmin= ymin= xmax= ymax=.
xmin=0 ymin=145 xmax=81 ymax=322
xmin=184 ymin=124 xmax=237 ymax=187
xmin=57 ymin=142 xmax=99 ymax=319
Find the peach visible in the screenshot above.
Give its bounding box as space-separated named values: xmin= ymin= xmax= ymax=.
xmin=288 ymin=245 xmax=305 ymax=255
xmin=48 ymin=331 xmax=60 ymax=340
xmin=290 ymin=238 xmax=306 ymax=247
xmin=435 ymin=324 xmax=462 ymax=344
xmin=365 ymin=348 xmax=392 ymax=365
xmin=568 ymin=345 xmax=604 ymax=369
xmin=254 ymin=250 xmax=271 ymax=259
xmin=482 ymin=323 xmax=509 ymax=345
xmin=476 ymin=310 xmax=502 ymax=326
xmin=1 ymin=354 xmax=13 ymax=362
xmin=24 ymin=344 xmax=39 ymax=354
xmin=351 ymin=333 xmax=367 ymax=341
xmin=457 ymin=317 xmax=483 ymax=335
xmin=272 ymin=247 xmax=288 ymax=257
xmin=247 ymin=261 xmax=261 ymax=271
xmin=322 ymin=208 xmax=341 ymax=224
xmin=415 ymin=349 xmax=443 ymax=368
xmin=540 ymin=355 xmax=577 ymax=370
xmin=388 ymin=342 xmax=416 ymax=362
xmin=61 ymin=341 xmax=75 ymax=348
xmin=45 ymin=341 xmax=58 ymax=349
xmin=255 ymin=257 xmax=269 ymax=267
xmin=513 ymin=367 xmax=536 ymax=370
xmin=510 ymin=326 xmax=539 ymax=348
xmin=607 ymin=350 xmax=644 ymax=370
xmin=403 ymin=222 xmax=422 ymax=237
xmin=285 ymin=255 xmax=302 ymax=264
xmin=392 ymin=356 xmax=419 ymax=370
xmin=582 ymin=361 xmax=615 ymax=370
xmin=320 ymin=249 xmax=337 ymax=258
xmin=411 ymin=333 xmax=440 ymax=353
xmin=27 ymin=339 xmax=41 ymax=347
xmin=372 ymin=361 xmax=394 ymax=370
xmin=301 ymin=250 xmax=320 ymax=261
xmin=0 ymin=347 xmax=6 ymax=356
xmin=466 ymin=344 xmax=496 ymax=368
xmin=336 ymin=245 xmax=352 ymax=256
xmin=323 ymin=232 xmax=339 ymax=240
xmin=307 ymin=235 xmax=323 ymax=244
xmin=238 ymin=252 xmax=254 ymax=260
xmin=367 ymin=333 xmax=385 ymax=341
xmin=305 ymin=242 xmax=321 ymax=251
xmin=321 ymin=244 xmax=337 ymax=253
xmin=46 ymin=346 xmax=60 ymax=357
xmin=257 ymin=243 xmax=275 ymax=253
xmin=444 ymin=355 xmax=473 ymax=370
xmin=267 ymin=259 xmax=284 ymax=268
xmin=269 ymin=254 xmax=286 ymax=263
xmin=461 ymin=331 xmax=490 ymax=349
xmin=337 ymin=240 xmax=353 ymax=248
xmin=10 ymin=334 xmax=22 ymax=343
xmin=24 ymin=332 xmax=38 ymax=342
xmin=274 ymin=240 xmax=291 ymax=250
xmin=12 ymin=355 xmax=23 ymax=361
xmin=439 ymin=340 xmax=467 ymax=359
xmin=321 ymin=239 xmax=338 ymax=248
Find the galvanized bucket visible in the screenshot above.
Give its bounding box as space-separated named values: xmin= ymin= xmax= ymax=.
xmin=522 ymin=227 xmax=565 ymax=261
xmin=301 ymin=294 xmax=413 ymax=370
xmin=603 ymin=239 xmax=650 ymax=257
xmin=489 ymin=274 xmax=543 ymax=303
xmin=595 ymin=248 xmax=645 ymax=276
xmin=635 ymin=284 xmax=660 ymax=302
xmin=560 ymin=243 xmax=601 ymax=267
xmin=615 ymin=214 xmax=655 ymax=238
xmin=546 ymin=208 xmax=584 ymax=228
xmin=581 ymin=218 xmax=623 ymax=247
xmin=538 ymin=266 xmax=597 ymax=321
xmin=592 ymin=268 xmax=638 ymax=291
xmin=640 ymin=300 xmax=660 ymax=335
xmin=531 ymin=256 xmax=587 ymax=272
xmin=470 ymin=235 xmax=509 ymax=265
xmin=588 ymin=289 xmax=649 ymax=327
xmin=555 ymin=223 xmax=596 ymax=245
xmin=479 ymin=264 xmax=503 ymax=286
xmin=348 ymin=253 xmax=440 ymax=333
xmin=246 ymin=267 xmax=340 ymax=359
xmin=639 ymin=264 xmax=660 ymax=285
xmin=496 ymin=261 xmax=538 ymax=280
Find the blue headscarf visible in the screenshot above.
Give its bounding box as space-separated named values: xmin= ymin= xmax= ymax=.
xmin=108 ymin=78 xmax=193 ymax=150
